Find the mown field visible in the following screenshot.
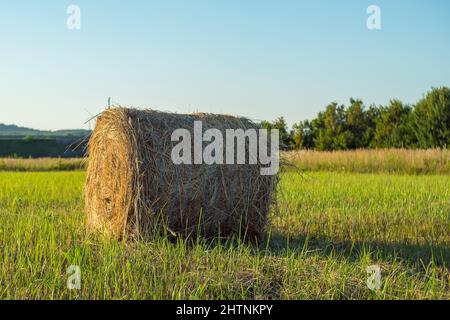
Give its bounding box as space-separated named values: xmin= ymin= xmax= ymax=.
xmin=0 ymin=160 xmax=449 ymax=299
xmin=1 ymin=149 xmax=449 ymax=174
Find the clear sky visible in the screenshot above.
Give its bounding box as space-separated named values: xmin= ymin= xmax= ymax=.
xmin=1 ymin=0 xmax=449 ymax=130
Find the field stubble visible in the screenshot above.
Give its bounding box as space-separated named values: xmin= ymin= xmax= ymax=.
xmin=0 ymin=169 xmax=448 ymax=299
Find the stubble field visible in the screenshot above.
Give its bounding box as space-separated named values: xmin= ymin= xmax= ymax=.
xmin=0 ymin=159 xmax=448 ymax=299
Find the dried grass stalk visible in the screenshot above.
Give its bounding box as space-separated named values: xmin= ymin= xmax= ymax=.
xmin=85 ymin=107 xmax=277 ymax=242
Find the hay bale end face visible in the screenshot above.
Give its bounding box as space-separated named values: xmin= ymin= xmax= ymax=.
xmin=85 ymin=107 xmax=277 ymax=241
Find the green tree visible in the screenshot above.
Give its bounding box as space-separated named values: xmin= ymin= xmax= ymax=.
xmin=261 ymin=117 xmax=293 ymax=150
xmin=411 ymin=87 xmax=450 ymax=148
xmin=373 ymin=100 xmax=414 ymax=148
xmin=314 ymin=103 xmax=348 ymax=151
xmin=292 ymin=120 xmax=315 ymax=149
xmin=262 ymin=86 xmax=450 ymax=151
xmin=365 ymin=105 xmax=381 ymax=148
xmin=345 ymin=98 xmax=374 ymax=148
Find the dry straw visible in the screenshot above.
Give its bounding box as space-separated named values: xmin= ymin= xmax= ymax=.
xmin=85 ymin=107 xmax=278 ymax=242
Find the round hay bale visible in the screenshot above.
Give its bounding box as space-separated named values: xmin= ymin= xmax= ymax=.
xmin=85 ymin=107 xmax=278 ymax=242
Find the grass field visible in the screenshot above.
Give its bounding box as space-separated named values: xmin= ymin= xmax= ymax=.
xmin=0 ymin=169 xmax=448 ymax=299
xmin=286 ymin=149 xmax=450 ymax=174
xmin=0 ymin=157 xmax=86 ymax=171
xmin=1 ymin=149 xmax=449 ymax=174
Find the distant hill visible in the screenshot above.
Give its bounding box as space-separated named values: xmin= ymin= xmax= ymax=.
xmin=0 ymin=124 xmax=89 ymax=157
xmin=0 ymin=123 xmax=91 ymax=138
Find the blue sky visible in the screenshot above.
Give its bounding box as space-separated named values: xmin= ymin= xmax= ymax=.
xmin=1 ymin=0 xmax=449 ymax=130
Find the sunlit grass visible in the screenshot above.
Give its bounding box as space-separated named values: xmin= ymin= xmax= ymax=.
xmin=0 ymin=158 xmax=86 ymax=172
xmin=2 ymin=149 xmax=449 ymax=174
xmin=285 ymin=149 xmax=450 ymax=174
xmin=0 ymin=171 xmax=448 ymax=299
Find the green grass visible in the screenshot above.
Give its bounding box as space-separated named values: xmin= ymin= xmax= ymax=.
xmin=0 ymin=171 xmax=448 ymax=299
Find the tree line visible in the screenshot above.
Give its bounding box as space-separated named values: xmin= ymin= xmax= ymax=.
xmin=262 ymin=87 xmax=450 ymax=150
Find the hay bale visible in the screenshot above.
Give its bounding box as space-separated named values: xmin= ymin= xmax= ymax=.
xmin=85 ymin=107 xmax=277 ymax=242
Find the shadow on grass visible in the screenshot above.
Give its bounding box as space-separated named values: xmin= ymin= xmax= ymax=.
xmin=266 ymin=232 xmax=450 ymax=268
xmin=163 ymin=228 xmax=449 ymax=269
